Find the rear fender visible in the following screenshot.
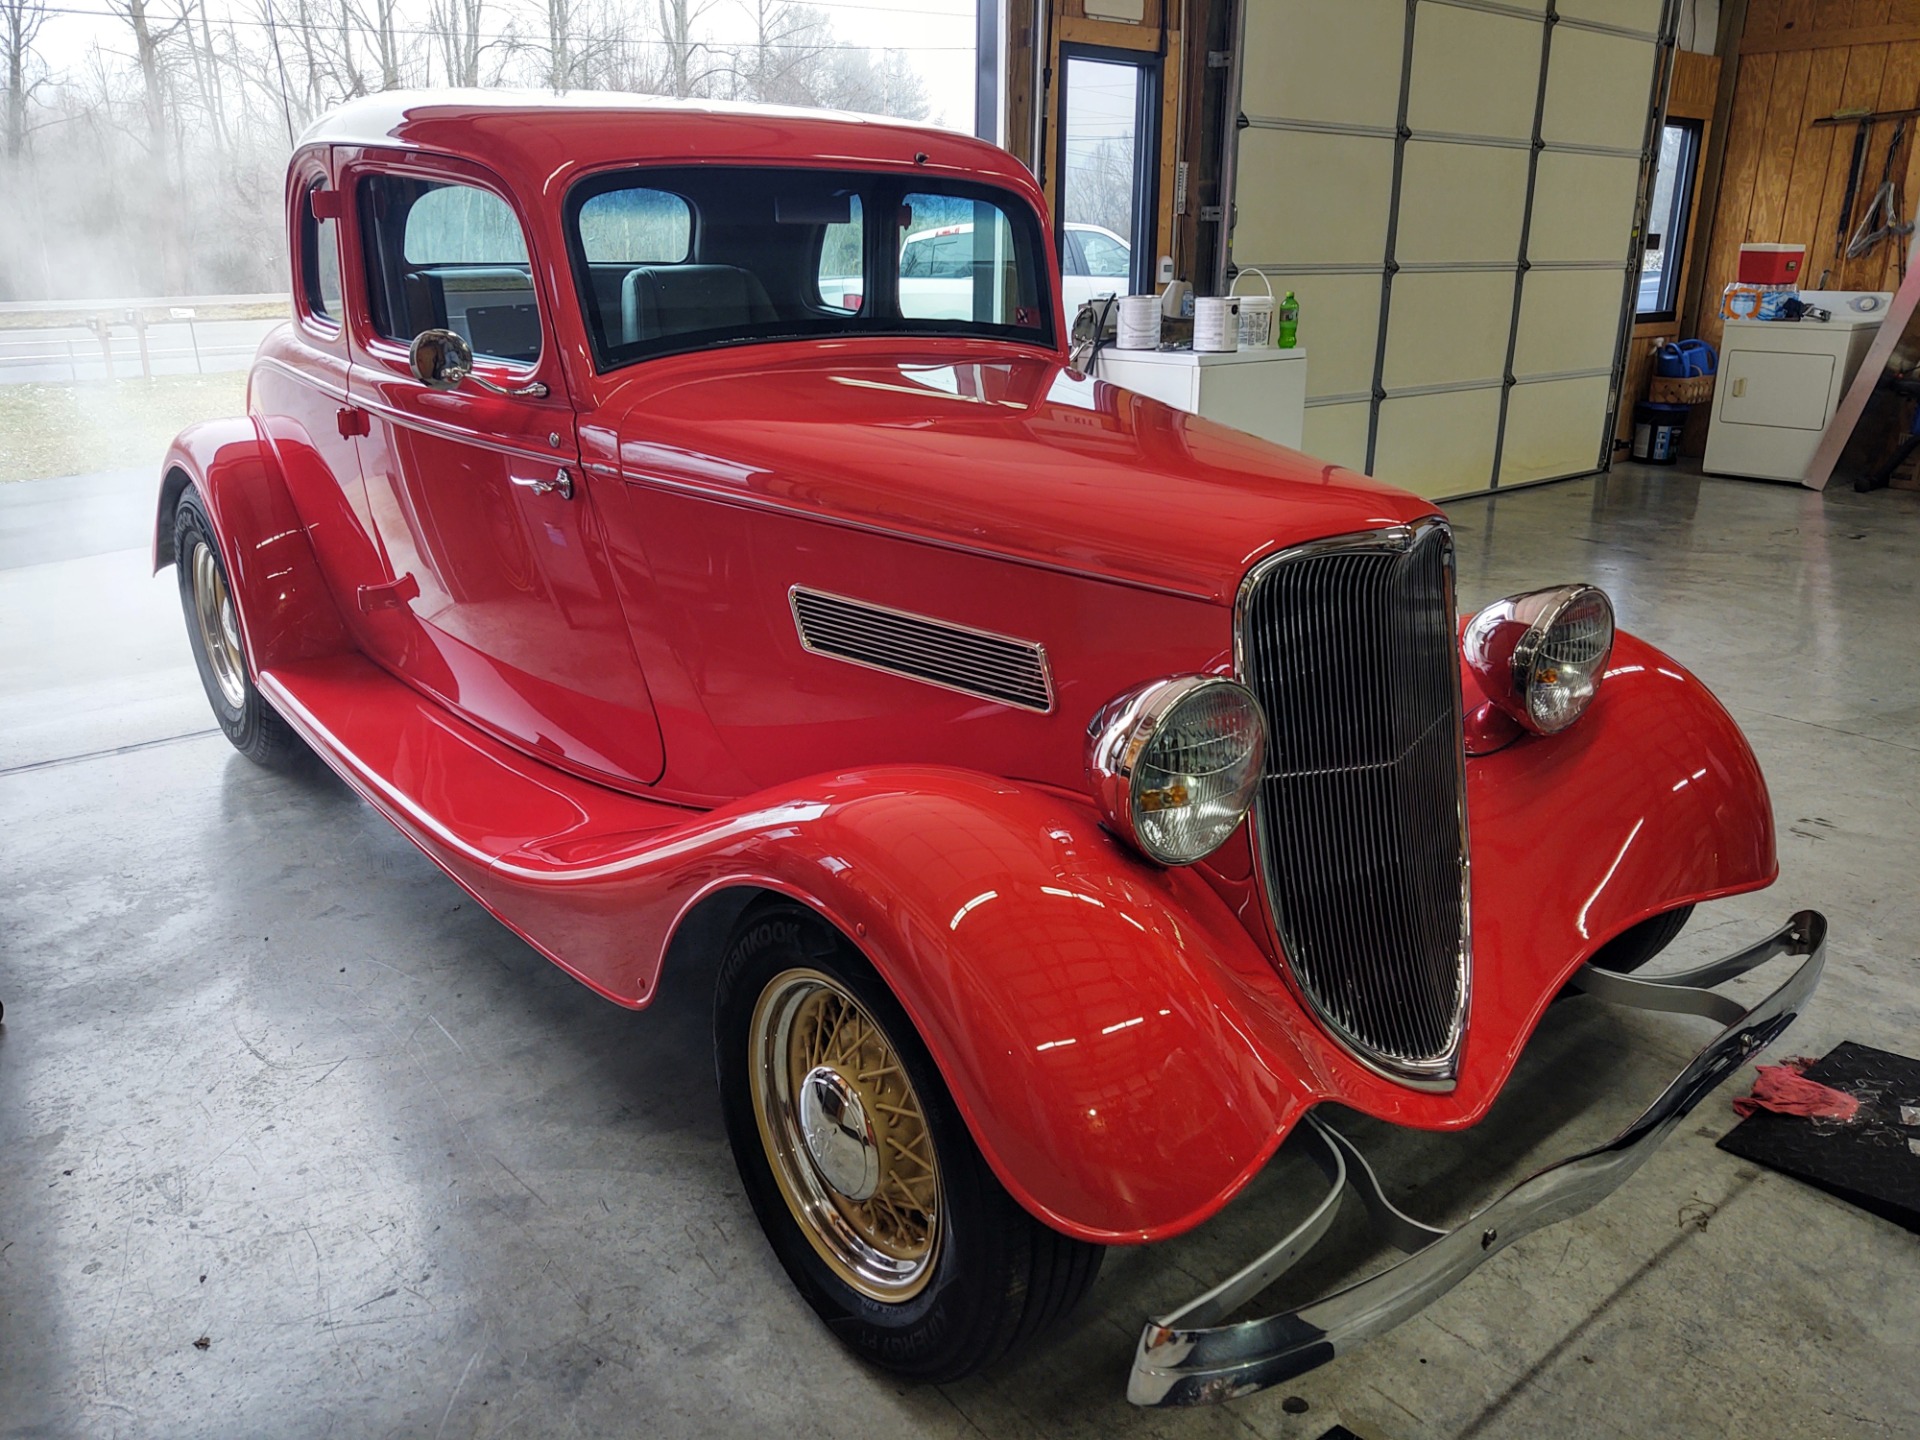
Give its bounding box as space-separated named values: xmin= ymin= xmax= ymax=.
xmin=156 ymin=419 xmax=351 ymax=672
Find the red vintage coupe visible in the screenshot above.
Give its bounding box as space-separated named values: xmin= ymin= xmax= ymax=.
xmin=155 ymin=93 xmax=1825 ymax=1406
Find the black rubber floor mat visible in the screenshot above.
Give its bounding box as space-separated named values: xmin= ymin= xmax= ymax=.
xmin=1718 ymin=1041 xmax=1920 ymax=1233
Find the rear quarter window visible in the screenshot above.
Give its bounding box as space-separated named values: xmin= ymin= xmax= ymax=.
xmin=578 ymin=189 xmax=693 ymax=264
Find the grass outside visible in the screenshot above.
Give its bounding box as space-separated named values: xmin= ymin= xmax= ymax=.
xmin=0 ymin=372 xmax=251 ymax=483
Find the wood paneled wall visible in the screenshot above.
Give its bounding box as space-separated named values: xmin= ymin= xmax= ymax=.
xmin=1696 ymin=0 xmax=1920 ymax=360
xmin=1619 ymin=49 xmax=1722 ymax=444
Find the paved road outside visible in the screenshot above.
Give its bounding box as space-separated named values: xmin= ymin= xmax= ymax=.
xmin=0 ymin=317 xmax=281 ymax=384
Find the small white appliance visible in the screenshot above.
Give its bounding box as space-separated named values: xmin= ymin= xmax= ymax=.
xmin=1704 ymin=290 xmax=1892 ymax=484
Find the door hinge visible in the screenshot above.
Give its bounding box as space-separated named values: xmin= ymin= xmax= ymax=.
xmin=336 ymin=405 xmax=370 ymax=438
xmin=357 ymin=573 xmax=420 ymax=614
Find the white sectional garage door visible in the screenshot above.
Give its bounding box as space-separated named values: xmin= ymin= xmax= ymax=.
xmin=1225 ymin=0 xmax=1671 ymax=498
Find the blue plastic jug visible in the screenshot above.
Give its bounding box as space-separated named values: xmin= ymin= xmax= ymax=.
xmin=1655 ymin=340 xmax=1717 ymax=378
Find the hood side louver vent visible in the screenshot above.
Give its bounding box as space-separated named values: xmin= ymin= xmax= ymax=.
xmin=789 ymin=587 xmax=1054 ymax=713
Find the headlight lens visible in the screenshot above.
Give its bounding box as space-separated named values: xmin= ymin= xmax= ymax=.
xmin=1086 ymin=677 xmax=1267 ymax=865
xmin=1463 ymin=584 xmax=1615 ymax=735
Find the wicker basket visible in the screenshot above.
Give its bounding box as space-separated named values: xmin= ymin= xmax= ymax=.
xmin=1648 ymin=373 xmax=1716 ymax=406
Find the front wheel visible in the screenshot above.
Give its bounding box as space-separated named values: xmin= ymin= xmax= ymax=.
xmin=1590 ymin=904 xmax=1694 ymax=974
xmin=714 ymin=900 xmax=1102 ymax=1382
xmin=174 ymin=487 xmax=303 ymax=770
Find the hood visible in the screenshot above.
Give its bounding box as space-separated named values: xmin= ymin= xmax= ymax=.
xmin=596 ymin=341 xmax=1437 ymax=603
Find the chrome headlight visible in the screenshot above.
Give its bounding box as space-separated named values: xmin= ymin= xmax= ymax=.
xmin=1463 ymin=584 xmax=1615 ymax=735
xmin=1086 ymin=676 xmax=1267 ymax=865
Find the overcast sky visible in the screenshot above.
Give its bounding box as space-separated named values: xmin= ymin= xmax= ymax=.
xmin=30 ymin=0 xmax=985 ymax=132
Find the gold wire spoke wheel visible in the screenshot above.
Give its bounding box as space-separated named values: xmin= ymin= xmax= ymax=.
xmin=750 ymin=969 xmax=942 ymax=1303
xmin=190 ymin=540 xmax=247 ymax=709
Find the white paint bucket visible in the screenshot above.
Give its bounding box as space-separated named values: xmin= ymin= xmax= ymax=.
xmin=1116 ymin=294 xmax=1161 ymax=350
xmin=1194 ymin=295 xmax=1240 ymax=352
xmin=1231 ymin=269 xmax=1275 ymax=348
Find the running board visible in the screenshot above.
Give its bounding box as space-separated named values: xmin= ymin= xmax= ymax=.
xmin=258 ymin=655 xmax=692 ymax=1003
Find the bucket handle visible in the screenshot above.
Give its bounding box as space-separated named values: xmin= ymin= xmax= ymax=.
xmin=1230 ymin=268 xmax=1275 ymax=300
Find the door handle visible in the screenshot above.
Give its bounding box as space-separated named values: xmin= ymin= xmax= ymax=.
xmin=511 ymin=467 xmax=574 ymax=500
xmin=1732 ymin=377 xmax=1746 ymax=398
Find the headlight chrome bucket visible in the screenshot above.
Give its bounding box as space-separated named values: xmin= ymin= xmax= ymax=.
xmin=1463 ymin=584 xmax=1615 ymax=735
xmin=1087 ymin=676 xmax=1267 ymax=866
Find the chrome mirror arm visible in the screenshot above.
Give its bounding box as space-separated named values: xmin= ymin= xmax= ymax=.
xmin=409 ymin=327 xmax=548 ymax=399
xmin=455 ymin=369 xmax=549 ymax=400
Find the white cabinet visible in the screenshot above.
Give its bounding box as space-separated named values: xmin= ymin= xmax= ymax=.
xmin=1704 ymin=296 xmax=1889 ymax=483
xmin=1091 ymin=346 xmax=1309 ymax=451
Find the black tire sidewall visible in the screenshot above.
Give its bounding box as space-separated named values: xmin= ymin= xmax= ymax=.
xmin=713 ymin=901 xmax=1030 ymax=1381
xmin=174 ymin=488 xmax=284 ymax=763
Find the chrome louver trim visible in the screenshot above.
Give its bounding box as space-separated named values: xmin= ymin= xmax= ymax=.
xmin=1233 ymin=518 xmax=1472 ymax=1088
xmin=789 ymin=587 xmax=1055 ymax=713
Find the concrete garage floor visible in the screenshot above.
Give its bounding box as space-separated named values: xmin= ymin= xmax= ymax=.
xmin=2 ymin=462 xmax=1917 ymax=1439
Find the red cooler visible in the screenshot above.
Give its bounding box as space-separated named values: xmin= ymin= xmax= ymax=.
xmin=1738 ymin=243 xmax=1804 ymax=285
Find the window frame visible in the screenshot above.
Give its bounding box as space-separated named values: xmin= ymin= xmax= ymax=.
xmin=1054 ymin=44 xmax=1162 ymax=299
xmin=1635 ymin=118 xmax=1704 ymax=326
xmin=562 ymin=164 xmax=1058 ymax=373
xmin=354 ymin=166 xmax=548 ymax=373
xmin=293 ymin=173 xmax=344 ymax=336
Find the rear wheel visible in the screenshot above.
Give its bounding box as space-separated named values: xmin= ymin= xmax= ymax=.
xmin=714 ymin=900 xmax=1102 ymax=1381
xmin=174 ymin=487 xmax=303 ymax=770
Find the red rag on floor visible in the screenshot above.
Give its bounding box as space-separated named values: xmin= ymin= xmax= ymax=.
xmin=1732 ymin=1061 xmax=1860 ymax=1120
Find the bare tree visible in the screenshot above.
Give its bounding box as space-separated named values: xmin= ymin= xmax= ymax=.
xmin=349 ymin=0 xmax=403 ymax=90
xmin=104 ymin=0 xmax=187 ymax=160
xmin=1 ymin=0 xmax=46 ymax=160
xmin=428 ymin=0 xmax=520 ymax=87
xmin=657 ymin=0 xmax=716 ymax=99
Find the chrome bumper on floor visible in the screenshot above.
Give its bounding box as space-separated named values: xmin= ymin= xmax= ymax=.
xmin=1128 ymin=910 xmax=1828 ymax=1408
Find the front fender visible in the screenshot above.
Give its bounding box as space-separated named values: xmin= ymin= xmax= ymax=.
xmin=483 ymin=767 xmax=1311 ymax=1245
xmin=155 ymin=418 xmax=350 ymax=673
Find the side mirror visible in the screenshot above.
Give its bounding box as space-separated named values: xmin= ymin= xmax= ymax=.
xmin=408 ymin=327 xmax=473 ymax=390
xmin=407 ymin=328 xmax=549 ymax=399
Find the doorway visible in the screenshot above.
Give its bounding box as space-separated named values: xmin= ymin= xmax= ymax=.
xmin=1055 ymin=45 xmax=1160 ymax=305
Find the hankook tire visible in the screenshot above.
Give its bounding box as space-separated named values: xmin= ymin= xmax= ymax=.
xmin=714 ymin=898 xmax=1102 ymax=1381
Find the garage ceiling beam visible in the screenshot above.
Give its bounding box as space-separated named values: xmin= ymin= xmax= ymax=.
xmin=1739 ymin=22 xmax=1920 ymax=56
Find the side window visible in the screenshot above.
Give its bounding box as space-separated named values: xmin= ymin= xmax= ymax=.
xmin=299 ymin=180 xmax=344 ymax=323
xmin=817 ymin=195 xmax=864 ymax=313
xmin=577 ymin=187 xmax=692 ymax=264
xmin=359 ymin=175 xmax=541 ymax=365
xmin=1078 ymin=230 xmax=1130 ymax=279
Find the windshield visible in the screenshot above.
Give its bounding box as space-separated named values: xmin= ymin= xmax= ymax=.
xmin=566 ymin=166 xmax=1055 ymax=370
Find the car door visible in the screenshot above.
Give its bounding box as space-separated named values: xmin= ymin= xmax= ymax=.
xmin=1068 ymin=226 xmax=1130 ymax=315
xmin=338 ymin=148 xmax=666 ymax=787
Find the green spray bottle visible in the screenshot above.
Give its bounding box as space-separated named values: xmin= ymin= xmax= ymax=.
xmin=1277 ymin=290 xmax=1300 ymax=349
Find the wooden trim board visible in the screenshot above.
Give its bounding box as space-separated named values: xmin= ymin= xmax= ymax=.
xmin=1806 ymin=259 xmax=1920 ymax=489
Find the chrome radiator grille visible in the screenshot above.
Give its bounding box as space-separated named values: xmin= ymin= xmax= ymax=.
xmin=1237 ymin=521 xmax=1469 ymax=1082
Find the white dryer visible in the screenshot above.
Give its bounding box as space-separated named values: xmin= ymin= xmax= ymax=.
xmin=1703 ymin=290 xmax=1892 ymax=483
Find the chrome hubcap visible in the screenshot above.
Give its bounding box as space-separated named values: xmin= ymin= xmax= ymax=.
xmin=798 ymin=1065 xmax=881 ymax=1202
xmin=750 ymin=969 xmax=941 ymax=1302
xmin=190 ymin=540 xmax=246 ymax=709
